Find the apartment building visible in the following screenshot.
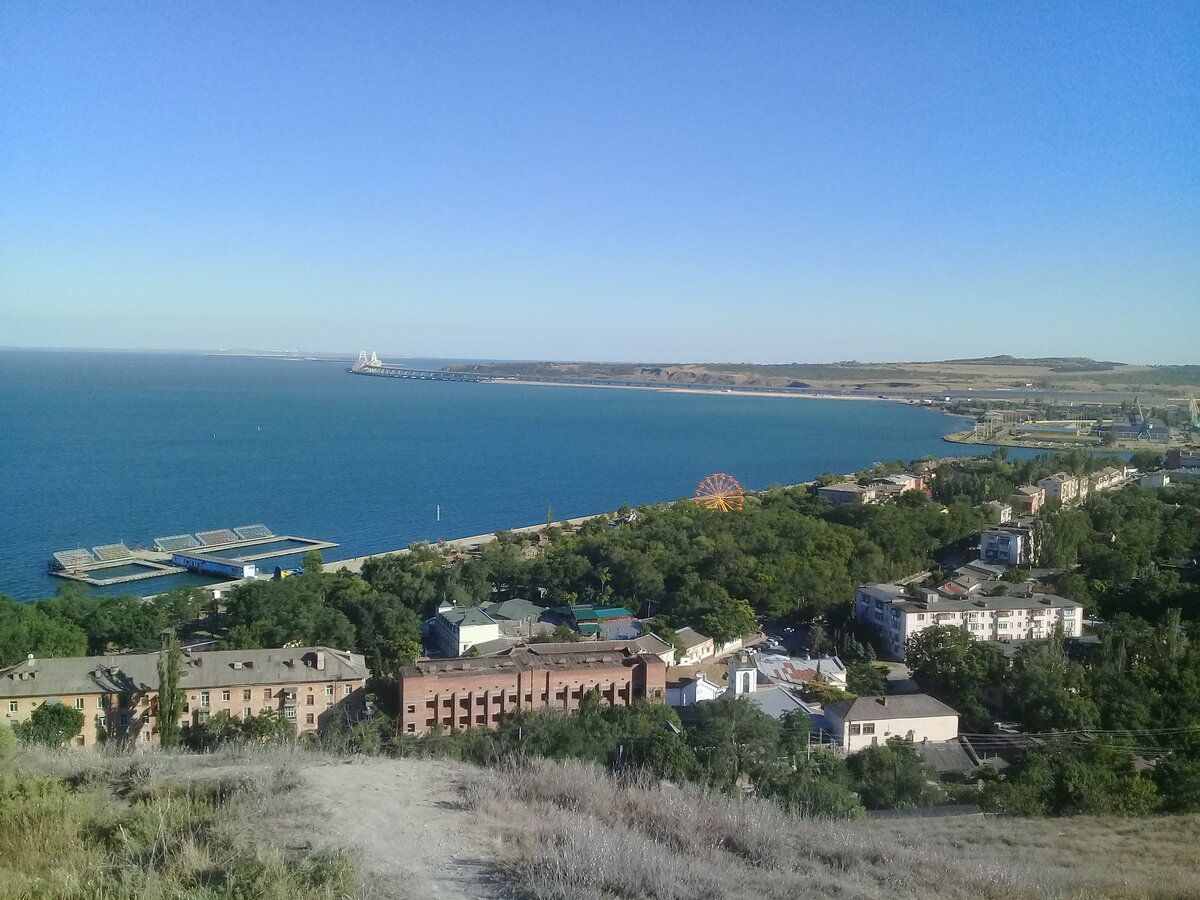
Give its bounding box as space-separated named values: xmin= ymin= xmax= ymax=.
xmin=0 ymin=646 xmax=368 ymax=748
xmin=854 ymin=584 xmax=1083 ymax=660
xmin=397 ymin=642 xmax=667 ymax=735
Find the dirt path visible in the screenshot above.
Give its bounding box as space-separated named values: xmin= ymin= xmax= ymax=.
xmin=300 ymin=756 xmax=500 ymax=900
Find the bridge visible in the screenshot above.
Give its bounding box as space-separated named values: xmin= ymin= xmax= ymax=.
xmin=348 ymin=351 xmax=488 ymax=383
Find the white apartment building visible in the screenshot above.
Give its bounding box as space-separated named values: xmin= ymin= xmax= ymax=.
xmin=1038 ymin=472 xmax=1081 ymax=504
xmin=855 ymin=584 xmax=1083 ymax=660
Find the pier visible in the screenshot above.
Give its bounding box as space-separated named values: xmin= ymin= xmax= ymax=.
xmin=349 ymin=351 xmax=487 ymax=382
xmin=50 ymin=526 xmax=338 ymax=588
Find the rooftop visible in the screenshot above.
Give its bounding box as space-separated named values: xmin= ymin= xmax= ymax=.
xmin=482 ymin=598 xmax=547 ymax=622
xmin=438 ymin=607 xmax=497 ymax=628
xmin=825 ymin=694 xmax=959 ymax=722
xmin=674 ymin=626 xmax=712 ymax=649
xmin=402 ymin=645 xmax=660 ymax=679
xmin=0 ymin=646 xmax=367 ymax=699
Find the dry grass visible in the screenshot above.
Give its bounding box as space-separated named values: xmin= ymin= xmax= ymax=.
xmin=462 ymin=757 xmax=1200 ymax=900
xmin=0 ymin=744 xmax=360 ymax=900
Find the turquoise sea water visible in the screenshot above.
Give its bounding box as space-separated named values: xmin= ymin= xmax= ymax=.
xmin=2 ymin=349 xmax=996 ymax=600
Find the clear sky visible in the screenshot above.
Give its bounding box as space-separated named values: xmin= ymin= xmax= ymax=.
xmin=1 ymin=3 xmax=1197 ymax=364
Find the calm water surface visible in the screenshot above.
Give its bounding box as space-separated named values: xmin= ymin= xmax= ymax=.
xmin=1 ymin=350 xmax=989 ymax=599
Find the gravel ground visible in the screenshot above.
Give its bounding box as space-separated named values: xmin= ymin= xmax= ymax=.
xmin=300 ymin=756 xmax=501 ymax=900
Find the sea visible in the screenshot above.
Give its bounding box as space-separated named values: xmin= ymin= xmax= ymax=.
xmin=2 ymin=349 xmax=1007 ymax=601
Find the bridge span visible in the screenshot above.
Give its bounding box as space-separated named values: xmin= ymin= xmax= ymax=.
xmin=348 ymin=351 xmax=489 ymax=383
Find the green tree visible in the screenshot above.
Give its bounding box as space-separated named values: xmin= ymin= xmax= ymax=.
xmin=15 ymin=703 xmax=85 ymax=748
xmin=0 ymin=722 xmax=15 ymax=758
xmin=779 ymin=707 xmax=814 ymax=761
xmin=905 ymin=626 xmax=1006 ymax=729
xmin=983 ymin=739 xmax=1160 ymax=816
xmin=687 ymin=696 xmax=781 ymax=790
xmin=757 ymin=752 xmax=865 ymax=819
xmin=1006 ymin=638 xmax=1097 ymax=733
xmin=1154 ymin=752 xmax=1200 ymax=813
xmin=846 ymin=739 xmax=938 ymax=810
xmin=845 ymin=662 xmax=889 ymax=696
xmin=302 ymin=549 xmax=326 ymax=576
xmin=0 ymin=597 xmax=88 ymax=665
xmin=1130 ymin=450 xmax=1164 ymax=472
xmin=241 ymin=708 xmax=295 ymax=744
xmin=157 ymin=632 xmax=185 ymax=750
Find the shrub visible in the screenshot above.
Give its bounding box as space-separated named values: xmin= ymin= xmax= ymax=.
xmin=0 ymin=723 xmax=14 ymax=759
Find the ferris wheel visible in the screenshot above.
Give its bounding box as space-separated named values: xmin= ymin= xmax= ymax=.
xmin=695 ymin=473 xmax=745 ymax=511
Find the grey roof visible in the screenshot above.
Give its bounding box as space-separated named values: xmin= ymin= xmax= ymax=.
xmin=857 ymin=583 xmax=907 ymax=603
xmin=917 ymin=739 xmax=979 ymax=775
xmin=483 ymin=598 xmax=547 ymax=622
xmin=403 ymin=644 xmax=661 ymax=679
xmin=519 ymin=634 xmax=673 ymax=657
xmin=824 ymin=694 xmax=959 ymax=722
xmin=469 ymin=638 xmax=517 ymax=657
xmin=891 ymin=592 xmax=1082 ymax=614
xmin=0 ymin=646 xmax=367 ymax=699
xmin=438 ymin=607 xmax=497 ymax=628
xmin=674 ymin=627 xmax=712 ymax=650
xmin=817 ymin=482 xmax=867 ymax=493
xmin=744 ymin=686 xmax=812 ymax=720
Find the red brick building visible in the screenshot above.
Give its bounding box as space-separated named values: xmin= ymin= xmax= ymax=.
xmin=398 ymin=642 xmax=667 ymax=735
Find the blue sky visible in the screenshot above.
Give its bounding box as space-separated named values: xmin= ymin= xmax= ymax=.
xmin=1 ymin=3 xmax=1197 ymax=363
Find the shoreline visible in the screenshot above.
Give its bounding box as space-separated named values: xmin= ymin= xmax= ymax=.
xmin=484 ymin=377 xmax=918 ymax=404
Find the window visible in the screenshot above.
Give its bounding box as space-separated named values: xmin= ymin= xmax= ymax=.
xmin=325 ymin=702 xmax=332 ymax=709
xmin=119 ymin=713 xmax=128 ymax=727
xmin=284 ymin=707 xmax=296 ymax=719
xmin=305 ymin=714 xmax=314 ymax=725
xmin=141 ymin=711 xmax=150 ymax=723
xmin=97 ymin=696 xmax=106 ymax=709
xmin=264 ymin=689 xmax=272 ymax=700
xmin=325 ymin=684 xmax=334 ymax=696
xmin=849 ymin=724 xmax=861 ymax=736
xmin=406 ymin=705 xmax=416 ymax=714
xmin=222 ymin=691 xmax=230 ymax=702
xmin=97 ymin=715 xmax=107 ymax=727
xmin=8 ymin=701 xmax=18 ymax=713
xmin=406 ymin=723 xmax=416 ymax=733
xmin=862 ymin=723 xmax=875 ymax=735
xmin=243 ymin=708 xmax=252 ymax=719
xmin=142 ymin=731 xmax=151 ymax=743
xmin=200 ymin=691 xmax=210 ymax=706
xmin=306 ymin=695 xmax=314 ymax=706
xmin=344 ymin=684 xmax=352 ymax=697
xmin=243 ymin=690 xmax=252 ymax=701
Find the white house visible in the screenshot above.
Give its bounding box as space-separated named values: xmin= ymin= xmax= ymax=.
xmin=665 ymin=672 xmax=723 ymax=707
xmin=824 ymin=694 xmax=960 ymax=754
xmin=979 ymin=526 xmax=1034 ymax=566
xmin=431 ymin=605 xmax=500 ymax=657
xmin=854 ymin=583 xmax=1083 ymax=660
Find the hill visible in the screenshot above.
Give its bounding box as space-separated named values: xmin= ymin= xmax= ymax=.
xmin=444 ymin=358 xmax=1200 ymax=398
xmin=7 ymin=747 xmax=1197 ymax=899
